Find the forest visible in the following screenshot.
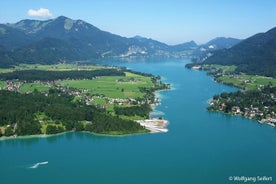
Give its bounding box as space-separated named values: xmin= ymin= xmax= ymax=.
xmin=0 ymin=68 xmax=125 ymax=82
xmin=114 ymin=104 xmax=152 ymax=118
xmin=0 ymin=90 xmax=148 ymax=136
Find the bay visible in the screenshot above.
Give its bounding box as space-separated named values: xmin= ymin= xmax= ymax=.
xmin=1 ymin=58 xmax=275 ymax=184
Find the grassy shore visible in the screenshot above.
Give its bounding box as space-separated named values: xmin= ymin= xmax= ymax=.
xmin=202 ymin=64 xmax=276 ymax=90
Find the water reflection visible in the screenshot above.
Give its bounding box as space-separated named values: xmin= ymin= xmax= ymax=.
xmin=0 ymin=131 xmax=134 ymax=146
xmin=46 ymin=133 xmax=65 ymax=144
xmin=1 ymin=136 xmax=40 ymax=147
xmin=65 ymin=131 xmax=73 ymax=140
xmin=74 ymin=131 xmax=127 ymax=142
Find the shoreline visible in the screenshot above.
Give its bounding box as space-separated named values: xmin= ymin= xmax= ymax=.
xmin=0 ymin=126 xmax=164 ymax=141
xmin=208 ymin=109 xmax=276 ymax=128
xmin=0 ymin=132 xmax=69 ymax=141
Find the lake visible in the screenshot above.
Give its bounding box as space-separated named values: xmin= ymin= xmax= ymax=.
xmin=1 ymin=58 xmax=275 ymax=184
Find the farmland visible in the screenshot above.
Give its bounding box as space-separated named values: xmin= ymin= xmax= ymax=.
xmin=202 ymin=64 xmax=276 ymax=90
xmin=60 ymin=72 xmax=154 ymax=99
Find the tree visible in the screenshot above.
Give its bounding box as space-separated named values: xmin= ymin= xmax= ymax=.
xmin=16 ymin=119 xmax=41 ymax=136
xmin=46 ymin=125 xmax=64 ymax=134
xmin=5 ymin=126 xmax=14 ymax=136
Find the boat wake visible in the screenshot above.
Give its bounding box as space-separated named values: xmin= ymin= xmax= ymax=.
xmin=29 ymin=161 xmax=48 ymax=169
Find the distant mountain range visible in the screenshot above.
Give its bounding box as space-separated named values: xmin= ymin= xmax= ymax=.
xmin=0 ymin=16 xmax=241 ymax=67
xmin=204 ymin=27 xmax=276 ymax=77
xmin=192 ymin=37 xmax=242 ymax=62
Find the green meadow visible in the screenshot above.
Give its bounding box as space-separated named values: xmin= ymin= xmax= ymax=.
xmin=0 ymin=64 xmax=155 ymax=100
xmin=203 ymin=64 xmax=237 ymax=73
xmin=20 ymin=83 xmax=50 ymax=93
xmin=203 ymin=64 xmax=276 ymax=90
xmin=60 ymin=72 xmax=154 ymax=99
xmin=0 ymin=64 xmax=104 ymax=73
xmin=0 ymin=81 xmax=6 ymax=88
xmin=217 ymin=74 xmax=276 ymax=90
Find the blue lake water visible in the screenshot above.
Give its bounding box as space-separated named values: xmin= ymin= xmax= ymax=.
xmin=1 ymin=58 xmax=276 ymax=184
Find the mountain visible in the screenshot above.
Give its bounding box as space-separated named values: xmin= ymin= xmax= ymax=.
xmin=1 ymin=16 xmax=132 ymax=56
xmin=1 ymin=16 xmax=199 ymax=67
xmin=192 ymin=37 xmax=242 ymax=62
xmin=1 ymin=16 xmax=246 ymax=67
xmin=202 ymin=37 xmax=241 ymax=50
xmin=165 ymin=41 xmax=197 ymax=58
xmin=0 ymin=24 xmax=33 ymax=48
xmin=171 ymin=41 xmax=198 ymax=51
xmin=204 ymin=27 xmax=276 ymax=77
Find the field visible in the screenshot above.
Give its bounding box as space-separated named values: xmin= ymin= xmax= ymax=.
xmin=19 ymin=83 xmax=51 ymax=93
xmin=0 ymin=63 xmax=155 ymax=99
xmin=16 ymin=63 xmax=105 ymax=71
xmin=203 ymin=64 xmax=276 ymax=90
xmin=0 ymin=64 xmax=104 ymax=73
xmin=0 ymin=81 xmax=6 ymax=89
xmin=217 ymin=74 xmax=276 ymax=90
xmin=60 ymin=72 xmax=154 ymax=99
xmin=202 ymin=64 xmax=237 ymax=73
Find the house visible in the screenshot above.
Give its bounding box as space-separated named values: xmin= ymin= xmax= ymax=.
xmin=232 ymin=106 xmax=241 ymax=114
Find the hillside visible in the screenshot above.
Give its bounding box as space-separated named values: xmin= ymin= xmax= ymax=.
xmin=192 ymin=37 xmax=241 ymax=62
xmin=204 ymin=27 xmax=276 ymax=77
xmin=0 ymin=16 xmax=197 ymax=67
xmin=0 ymin=16 xmax=246 ymax=67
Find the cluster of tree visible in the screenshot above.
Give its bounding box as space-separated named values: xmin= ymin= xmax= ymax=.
xmin=124 ymin=69 xmax=154 ymax=78
xmin=0 ymin=91 xmax=45 ymax=136
xmin=2 ymin=126 xmax=14 ymax=137
xmin=208 ymin=85 xmax=276 ymax=120
xmin=85 ymin=113 xmax=148 ymax=135
xmin=0 ymin=69 xmax=125 ymax=82
xmin=151 ymin=76 xmax=170 ymax=91
xmin=114 ymin=104 xmax=151 ymax=118
xmin=0 ymin=90 xmax=147 ymax=136
xmin=45 ymin=125 xmax=65 ymax=135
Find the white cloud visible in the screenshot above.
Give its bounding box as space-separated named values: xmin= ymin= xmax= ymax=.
xmin=27 ymin=8 xmax=53 ymax=18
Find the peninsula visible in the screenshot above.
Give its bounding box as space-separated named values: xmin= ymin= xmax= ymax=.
xmin=0 ymin=64 xmax=170 ymax=138
xmin=188 ymin=64 xmax=276 ymax=127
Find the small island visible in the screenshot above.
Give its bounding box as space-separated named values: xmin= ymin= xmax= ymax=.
xmin=0 ymin=64 xmax=170 ymax=138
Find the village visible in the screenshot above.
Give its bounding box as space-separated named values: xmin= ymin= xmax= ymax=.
xmin=2 ymin=78 xmax=160 ymax=108
xmin=209 ymin=99 xmax=276 ymax=127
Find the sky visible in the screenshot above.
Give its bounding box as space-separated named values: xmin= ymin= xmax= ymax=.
xmin=1 ymin=0 xmax=276 ymax=45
